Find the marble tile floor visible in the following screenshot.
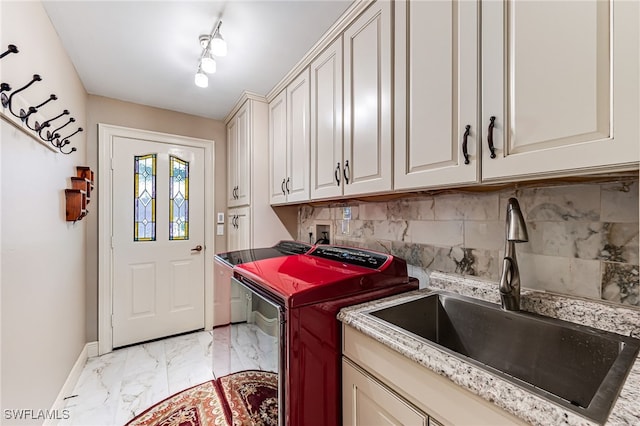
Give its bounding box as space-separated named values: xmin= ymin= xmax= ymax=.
xmin=58 ymin=324 xmax=277 ymax=426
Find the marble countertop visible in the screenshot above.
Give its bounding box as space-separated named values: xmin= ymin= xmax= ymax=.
xmin=338 ymin=272 xmax=640 ymax=426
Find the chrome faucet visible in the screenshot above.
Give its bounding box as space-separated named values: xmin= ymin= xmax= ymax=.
xmin=499 ymin=198 xmax=529 ymax=311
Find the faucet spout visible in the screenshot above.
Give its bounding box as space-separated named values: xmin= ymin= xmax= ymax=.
xmin=499 ymin=255 xmax=520 ymax=310
xmin=499 ymin=198 xmax=528 ymax=311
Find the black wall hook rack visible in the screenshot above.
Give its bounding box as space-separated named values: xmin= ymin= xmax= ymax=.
xmin=1 ymin=45 xmax=82 ymax=154
xmin=24 ymin=94 xmax=57 ymax=131
xmin=1 ymin=74 xmax=42 ymax=117
xmin=0 ymin=44 xmax=18 ymax=60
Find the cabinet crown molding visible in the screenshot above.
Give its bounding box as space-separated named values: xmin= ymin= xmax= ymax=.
xmin=224 ymin=91 xmax=267 ymax=124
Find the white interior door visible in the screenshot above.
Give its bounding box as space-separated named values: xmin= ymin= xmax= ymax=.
xmin=111 ymin=136 xmax=205 ymax=348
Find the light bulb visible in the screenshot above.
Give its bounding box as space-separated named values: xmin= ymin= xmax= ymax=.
xmin=194 ymin=70 xmax=208 ymax=88
xmin=201 ymin=54 xmax=216 ymax=74
xmin=211 ymin=32 xmax=227 ymax=57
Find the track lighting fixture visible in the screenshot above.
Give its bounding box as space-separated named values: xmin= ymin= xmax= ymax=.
xmin=201 ymin=52 xmax=216 ymax=74
xmin=210 ymin=29 xmax=227 ymax=57
xmin=195 ymin=20 xmax=227 ymax=88
xmin=194 ymin=66 xmax=208 ymax=88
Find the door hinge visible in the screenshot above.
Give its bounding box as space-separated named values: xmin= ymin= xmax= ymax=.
xmin=110 ymin=314 xmax=114 ymax=328
xmin=110 ymin=157 xmax=114 ymax=171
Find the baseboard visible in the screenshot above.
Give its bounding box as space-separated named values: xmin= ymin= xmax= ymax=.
xmin=43 ymin=341 xmax=97 ymax=426
xmin=86 ymin=341 xmax=99 ymax=358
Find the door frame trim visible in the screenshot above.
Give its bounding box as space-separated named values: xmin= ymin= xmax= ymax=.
xmin=98 ymin=124 xmax=215 ymax=355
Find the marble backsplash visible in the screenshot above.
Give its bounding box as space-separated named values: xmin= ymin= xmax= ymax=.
xmin=298 ymin=178 xmax=640 ymax=307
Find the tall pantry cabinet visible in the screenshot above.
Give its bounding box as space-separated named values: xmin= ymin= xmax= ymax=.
xmin=225 ymin=93 xmax=292 ymax=251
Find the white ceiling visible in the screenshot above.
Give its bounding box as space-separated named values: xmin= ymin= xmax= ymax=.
xmin=42 ymin=1 xmax=352 ymax=120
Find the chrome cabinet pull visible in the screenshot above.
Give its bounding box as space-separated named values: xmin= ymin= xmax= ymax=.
xmin=462 ymin=125 xmax=471 ymax=165
xmin=487 ymin=116 xmax=497 ymax=159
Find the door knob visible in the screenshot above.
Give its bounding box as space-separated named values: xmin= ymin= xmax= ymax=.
xmin=191 ymin=245 xmax=203 ymax=252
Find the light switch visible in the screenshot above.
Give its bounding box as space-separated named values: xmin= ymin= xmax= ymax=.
xmin=216 ymin=224 xmax=224 ymax=235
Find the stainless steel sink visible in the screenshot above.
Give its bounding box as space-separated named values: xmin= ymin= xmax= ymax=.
xmin=366 ymin=291 xmax=640 ymax=424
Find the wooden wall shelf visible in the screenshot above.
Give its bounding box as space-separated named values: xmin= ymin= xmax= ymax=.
xmin=65 ymin=166 xmax=94 ymax=222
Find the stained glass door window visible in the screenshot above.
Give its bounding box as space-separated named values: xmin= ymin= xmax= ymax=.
xmin=169 ymin=156 xmax=189 ymax=240
xmin=134 ymin=154 xmax=156 ymax=241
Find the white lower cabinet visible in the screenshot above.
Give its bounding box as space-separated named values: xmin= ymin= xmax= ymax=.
xmin=342 ymin=325 xmax=527 ymax=426
xmin=343 ymin=358 xmax=429 ymax=426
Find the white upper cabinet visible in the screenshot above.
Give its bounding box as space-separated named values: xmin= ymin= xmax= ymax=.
xmin=227 ymin=101 xmax=250 ymax=207
xmin=481 ymin=0 xmax=639 ymax=181
xmin=343 ymin=0 xmax=393 ymax=196
xmin=267 ymin=0 xmax=639 ymax=200
xmin=310 ymin=36 xmax=344 ymax=200
xmin=394 ymin=0 xmax=480 ymax=190
xmin=269 ymin=90 xmax=288 ymax=205
xmin=286 ymin=69 xmax=311 ymax=202
xmin=269 ymin=69 xmax=311 ymax=204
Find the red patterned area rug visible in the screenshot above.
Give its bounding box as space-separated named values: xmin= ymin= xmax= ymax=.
xmin=125 ymin=380 xmax=229 ymax=426
xmin=217 ymin=370 xmax=278 ymax=426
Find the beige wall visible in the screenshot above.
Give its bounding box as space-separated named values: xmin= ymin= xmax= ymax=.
xmin=1 ymin=1 xmax=88 ymax=422
xmin=85 ymin=95 xmax=226 ymax=341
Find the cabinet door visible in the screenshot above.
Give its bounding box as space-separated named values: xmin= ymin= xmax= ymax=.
xmin=342 ymin=358 xmax=428 ymax=426
xmin=227 ymin=207 xmax=250 ymax=323
xmin=227 ymin=102 xmax=250 ymax=208
xmin=234 ymin=102 xmax=251 ymax=206
xmin=227 ymin=116 xmax=239 ymax=206
xmin=310 ymin=36 xmax=344 ymax=200
xmin=269 ymin=90 xmax=288 ymax=205
xmin=227 ymin=207 xmax=250 ymax=251
xmin=394 ymin=0 xmax=479 ymax=190
xmin=481 ymin=0 xmax=639 ymax=180
xmin=286 ymin=68 xmax=311 ymax=203
xmin=343 ymin=0 xmax=392 ymax=196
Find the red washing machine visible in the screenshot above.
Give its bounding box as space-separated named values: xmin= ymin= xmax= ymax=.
xmin=222 ymin=245 xmax=418 ymax=426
